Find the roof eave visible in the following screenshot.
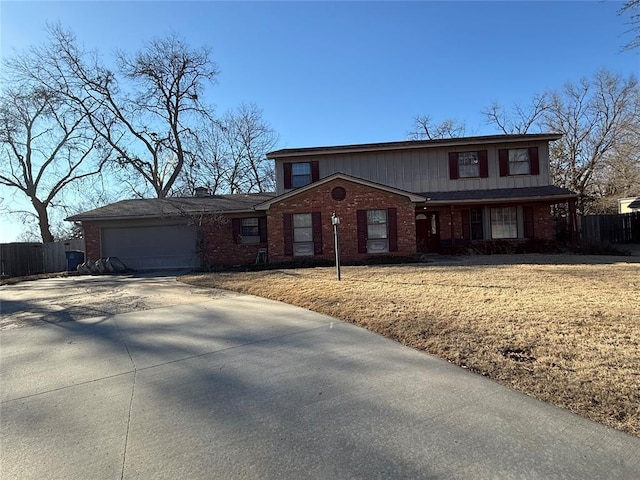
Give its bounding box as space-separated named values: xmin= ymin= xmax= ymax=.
xmin=420 ymin=193 xmax=578 ymax=206
xmin=255 ymin=173 xmax=426 ymax=210
xmin=66 ymin=207 xmax=262 ymax=222
xmin=267 ymin=134 xmax=564 ymax=159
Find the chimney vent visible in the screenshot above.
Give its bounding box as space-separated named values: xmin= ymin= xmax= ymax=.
xmin=194 ymin=186 xmax=209 ymax=197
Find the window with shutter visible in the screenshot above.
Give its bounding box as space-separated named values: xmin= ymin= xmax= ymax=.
xmin=283 ymin=161 xmax=320 ymax=189
xmin=450 ymin=150 xmax=488 ymax=178
xmin=499 ymin=147 xmax=539 ymax=176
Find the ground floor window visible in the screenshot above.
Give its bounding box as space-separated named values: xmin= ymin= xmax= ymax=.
xmin=293 ymin=213 xmax=314 ymax=256
xmin=240 ymin=218 xmax=260 ymax=244
xmin=470 ymin=208 xmax=483 ymax=240
xmin=367 ymin=209 xmax=389 ymax=253
xmin=491 ymin=207 xmax=518 ymax=239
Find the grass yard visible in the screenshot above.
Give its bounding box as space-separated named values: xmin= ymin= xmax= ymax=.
xmin=179 ymin=254 xmax=640 ymax=437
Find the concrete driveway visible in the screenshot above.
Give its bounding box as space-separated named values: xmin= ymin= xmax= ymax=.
xmin=1 ymin=275 xmax=639 ymax=479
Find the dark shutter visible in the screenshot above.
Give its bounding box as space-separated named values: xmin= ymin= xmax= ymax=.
xmin=258 ymin=217 xmax=267 ymax=243
xmin=356 ymin=210 xmax=368 ymax=254
xmin=387 ymin=208 xmax=398 ymax=252
xmin=231 ymin=218 xmax=241 ymax=244
xmin=528 ymin=147 xmax=539 ymax=175
xmin=498 ymin=149 xmax=509 ymax=177
xmin=478 ymin=150 xmax=489 ymax=178
xmin=283 ymin=163 xmax=292 ymax=189
xmin=448 ymin=152 xmax=459 ymax=180
xmin=311 ymin=161 xmax=320 ymax=183
xmin=283 ymin=213 xmax=293 ymax=256
xmin=524 ymin=206 xmax=535 ymax=238
xmin=312 ymin=212 xmax=323 ymax=255
xmin=461 ymin=209 xmax=471 ymax=240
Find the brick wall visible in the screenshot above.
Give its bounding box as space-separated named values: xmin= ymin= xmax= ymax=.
xmin=83 ymin=222 xmax=101 ymax=260
xmin=267 ymin=178 xmax=417 ymax=263
xmin=200 ymin=215 xmax=267 ymax=267
xmin=435 ymin=203 xmax=556 ymax=244
xmin=531 ymin=203 xmax=554 ymax=240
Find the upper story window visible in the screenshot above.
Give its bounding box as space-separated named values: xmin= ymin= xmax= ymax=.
xmin=292 ymin=163 xmax=311 ymax=187
xmin=508 ymin=149 xmax=530 ymax=175
xmin=449 ymin=151 xmax=488 ymax=179
xmin=499 ymin=147 xmax=539 ymax=176
xmin=459 ymin=152 xmax=480 ymax=178
xmin=283 ymin=161 xmax=320 ymax=189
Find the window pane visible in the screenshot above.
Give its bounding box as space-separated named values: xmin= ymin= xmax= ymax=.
xmin=241 ymin=217 xmax=259 ymax=237
xmin=458 ymin=151 xmax=480 ymax=178
xmin=367 ymin=209 xmax=387 ymax=240
xmin=509 ymin=149 xmax=530 ymax=175
xmin=368 ymin=224 xmax=388 ymax=239
xmin=367 ymin=239 xmax=389 ymax=253
xmin=291 ymin=162 xmax=312 ymax=187
xmin=367 ymin=209 xmax=387 ymax=224
xmin=470 ymin=208 xmax=483 ymax=240
xmin=293 ymin=213 xmax=312 ymax=228
xmin=294 ymin=227 xmax=313 ymax=242
xmin=293 ymin=242 xmax=314 ymax=256
xmin=291 ymin=163 xmax=311 ymax=175
xmin=491 ymin=207 xmax=517 ymax=239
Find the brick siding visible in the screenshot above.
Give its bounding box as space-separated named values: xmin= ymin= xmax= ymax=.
xmin=267 ymin=178 xmax=416 ymax=263
xmin=200 ymin=215 xmax=267 ymax=267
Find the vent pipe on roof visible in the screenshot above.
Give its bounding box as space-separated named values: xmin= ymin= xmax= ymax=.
xmin=194 ymin=187 xmax=209 ymax=197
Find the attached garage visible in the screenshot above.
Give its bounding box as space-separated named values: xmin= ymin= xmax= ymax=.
xmin=101 ymin=225 xmax=199 ymax=270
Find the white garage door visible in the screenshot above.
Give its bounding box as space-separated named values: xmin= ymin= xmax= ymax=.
xmin=101 ymin=225 xmax=199 ymax=270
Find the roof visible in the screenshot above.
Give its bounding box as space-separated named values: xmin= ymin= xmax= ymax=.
xmin=66 ymin=193 xmax=276 ymax=222
xmin=267 ymin=133 xmax=564 ymax=159
xmin=254 ymin=173 xmax=426 ymax=210
xmin=419 ymin=186 xmax=577 ymax=205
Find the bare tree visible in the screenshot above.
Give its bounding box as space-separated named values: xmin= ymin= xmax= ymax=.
xmin=483 ymin=71 xmax=639 ymax=214
xmin=482 ymin=92 xmax=550 ymax=134
xmin=408 ymin=115 xmax=466 ymax=140
xmin=544 ymin=71 xmax=639 ymax=214
xmin=620 ymin=0 xmax=640 ymax=50
xmin=179 ymin=103 xmax=277 ymax=195
xmin=221 ymin=103 xmax=277 ymax=193
xmin=47 ymin=25 xmax=219 ymax=198
xmin=0 ymin=84 xmax=108 ymax=242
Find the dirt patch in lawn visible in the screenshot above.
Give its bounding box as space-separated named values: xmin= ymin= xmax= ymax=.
xmin=180 ymin=254 xmax=640 ymax=437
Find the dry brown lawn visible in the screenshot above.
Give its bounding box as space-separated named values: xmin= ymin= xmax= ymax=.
xmin=179 ymin=254 xmax=640 ymax=437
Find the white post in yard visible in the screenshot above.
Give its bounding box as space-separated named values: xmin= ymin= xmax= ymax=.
xmin=331 ymin=212 xmax=341 ymax=281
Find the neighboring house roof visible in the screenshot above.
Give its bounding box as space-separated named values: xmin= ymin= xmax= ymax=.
xmin=419 ymin=186 xmax=577 ymax=205
xmin=628 ymin=198 xmax=640 ymax=210
xmin=267 ymin=133 xmax=564 ymax=159
xmin=66 ymin=193 xmax=276 ymax=222
xmin=253 ymin=172 xmax=427 ymax=210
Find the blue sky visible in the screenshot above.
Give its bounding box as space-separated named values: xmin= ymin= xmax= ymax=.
xmin=1 ymin=1 xmax=638 ymax=241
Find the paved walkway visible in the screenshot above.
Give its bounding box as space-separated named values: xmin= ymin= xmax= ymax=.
xmin=1 ymin=276 xmax=639 ymax=479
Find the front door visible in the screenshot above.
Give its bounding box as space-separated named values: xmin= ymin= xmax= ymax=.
xmin=416 ymin=212 xmax=440 ymax=253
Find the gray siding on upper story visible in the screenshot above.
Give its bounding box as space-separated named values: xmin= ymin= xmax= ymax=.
xmin=274 ymin=140 xmax=552 ymax=195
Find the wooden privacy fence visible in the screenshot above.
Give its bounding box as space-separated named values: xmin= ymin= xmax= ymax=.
xmin=580 ymin=213 xmax=640 ymax=245
xmin=0 ymin=239 xmax=85 ymax=278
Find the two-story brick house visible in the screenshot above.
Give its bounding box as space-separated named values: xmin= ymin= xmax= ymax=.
xmin=68 ymin=133 xmax=577 ymax=270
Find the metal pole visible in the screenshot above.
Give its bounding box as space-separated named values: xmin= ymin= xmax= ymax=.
xmin=332 ymin=213 xmax=341 ymax=281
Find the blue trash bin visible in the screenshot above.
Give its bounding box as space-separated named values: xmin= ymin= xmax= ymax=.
xmin=65 ymin=250 xmax=85 ymax=271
